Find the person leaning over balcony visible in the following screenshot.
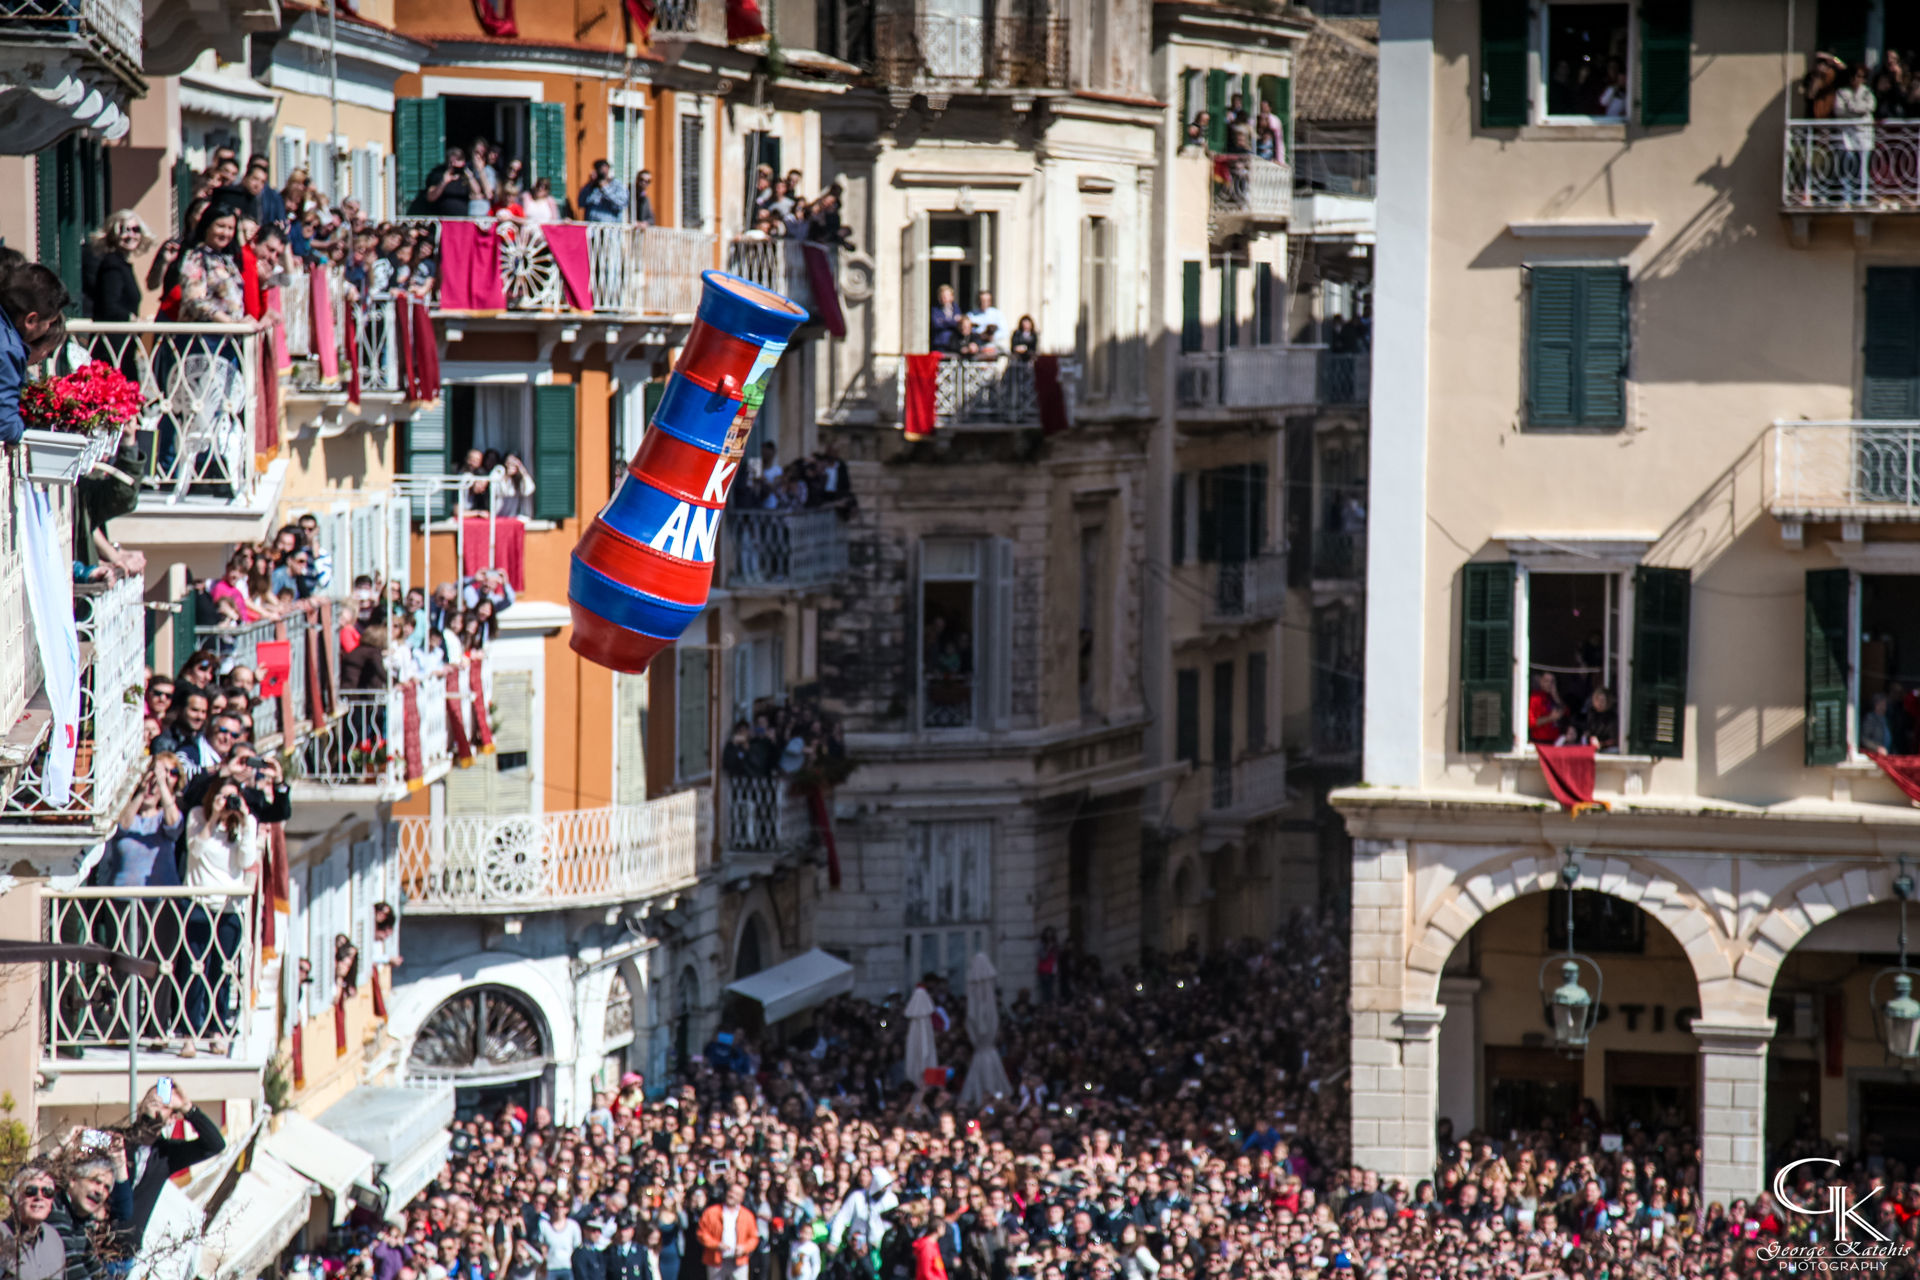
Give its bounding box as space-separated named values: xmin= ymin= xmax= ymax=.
xmin=81 ymin=210 xmax=150 ymax=326
xmin=340 ymin=622 xmax=389 ymax=691
xmin=100 ymin=754 xmax=186 ymax=888
xmin=178 ymin=777 xmax=259 ymax=1056
xmin=580 ymin=160 xmax=630 ymax=224
xmin=295 ymin=513 xmax=335 ymax=589
xmin=0 ymin=262 xmax=70 ymax=444
xmin=0 ymin=1163 xmax=66 ymax=1280
xmin=175 ymin=204 xmax=246 ymax=327
xmin=270 ymin=546 xmax=318 ymax=600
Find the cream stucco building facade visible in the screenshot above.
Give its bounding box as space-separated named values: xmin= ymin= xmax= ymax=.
xmin=1346 ymin=0 xmax=1920 ymax=1205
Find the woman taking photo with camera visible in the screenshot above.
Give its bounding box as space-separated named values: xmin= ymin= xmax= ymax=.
xmin=178 ymin=778 xmax=258 ymax=1057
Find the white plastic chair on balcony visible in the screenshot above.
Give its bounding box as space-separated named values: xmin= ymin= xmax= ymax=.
xmin=164 ymin=352 xmax=246 ymax=506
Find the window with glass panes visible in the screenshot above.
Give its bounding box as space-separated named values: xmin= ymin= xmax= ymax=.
xmin=904 ymin=819 xmax=993 ymax=989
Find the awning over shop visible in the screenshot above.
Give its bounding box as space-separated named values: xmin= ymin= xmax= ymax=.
xmin=264 ymin=1110 xmax=378 ymax=1225
xmin=198 ymin=1150 xmax=312 ymax=1280
xmin=318 ymin=1083 xmax=456 ymax=1218
xmin=724 ymin=948 xmax=854 ymax=1024
xmin=178 ymin=69 xmax=280 ymax=124
xmin=130 ymin=1181 xmax=203 ymax=1280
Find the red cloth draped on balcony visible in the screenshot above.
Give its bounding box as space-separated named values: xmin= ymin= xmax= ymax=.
xmin=446 ymin=666 xmax=474 ymax=765
xmin=803 ymin=244 xmax=845 ymax=338
xmin=1034 ymin=354 xmax=1068 ymax=436
xmin=291 ymin=1020 xmax=306 ymax=1088
xmin=316 ymin=599 xmax=339 ymax=718
xmin=472 ymin=0 xmax=517 ymax=35
xmin=807 ymin=785 xmax=841 ymax=888
xmin=334 ymin=991 xmax=348 ymax=1056
xmin=904 ymin=353 xmax=941 ymax=442
xmin=344 ymin=293 xmax=362 ymax=413
xmin=462 ymin=516 xmax=526 ymax=589
xmin=310 ymin=265 xmax=340 ymax=382
xmin=470 ymin=657 xmax=495 ymax=751
xmin=371 ymin=965 xmax=386 ymax=1019
xmin=1535 ymin=744 xmax=1609 ymax=815
xmin=257 ymin=325 xmax=280 ymax=463
xmin=269 ymin=284 xmax=290 ymax=372
xmin=726 ymin=0 xmax=766 ymax=41
xmin=438 ymin=220 xmax=507 ymax=313
xmin=261 ymin=821 xmax=289 ymax=958
xmin=257 ymin=639 xmax=291 ymax=699
xmin=1868 ymin=752 xmax=1920 ymax=804
xmin=543 ymin=224 xmax=594 ymax=311
xmin=623 ymin=0 xmax=655 ymax=38
xmin=304 ymin=619 xmax=325 ymax=730
xmin=409 ymin=296 xmax=442 ymax=405
xmin=402 ymin=681 xmax=425 ymax=790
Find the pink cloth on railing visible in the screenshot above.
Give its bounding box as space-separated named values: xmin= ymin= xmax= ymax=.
xmin=409 ymin=296 xmax=441 ymax=403
xmin=344 ymin=293 xmax=362 ymax=410
xmin=401 ymin=682 xmax=424 ymax=789
xmin=310 ymin=266 xmax=339 ymax=382
xmin=438 ymin=220 xmax=506 ymax=312
xmin=470 ymin=657 xmax=494 ymax=750
xmin=269 ymin=285 xmax=290 ymax=371
xmin=803 ymin=243 xmax=845 ymax=337
xmin=461 ymin=516 xmax=526 ymax=590
xmin=543 ymin=223 xmax=594 ymax=311
xmin=256 ymin=332 xmax=279 ymax=458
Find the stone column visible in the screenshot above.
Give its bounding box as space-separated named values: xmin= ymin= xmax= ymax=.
xmin=1351 ymin=1006 xmax=1443 ymax=1186
xmin=1694 ymin=1019 xmax=1774 ymax=1204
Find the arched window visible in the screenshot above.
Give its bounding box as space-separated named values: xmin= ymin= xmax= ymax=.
xmin=735 ymin=913 xmax=768 ymax=981
xmin=409 ymin=984 xmax=549 ymax=1076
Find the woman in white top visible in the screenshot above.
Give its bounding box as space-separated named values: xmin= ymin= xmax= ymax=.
xmin=523 ymin=177 xmax=563 ymax=224
xmin=180 ymin=779 xmax=259 ymax=1055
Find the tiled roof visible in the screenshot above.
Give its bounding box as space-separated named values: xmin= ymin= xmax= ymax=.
xmin=1294 ymin=17 xmax=1376 ymax=125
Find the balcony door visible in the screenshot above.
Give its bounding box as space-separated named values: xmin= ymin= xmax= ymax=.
xmin=926 ymin=0 xmax=987 ymax=81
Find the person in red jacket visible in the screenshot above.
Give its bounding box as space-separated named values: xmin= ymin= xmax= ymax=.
xmin=910 ymin=1219 xmax=947 ymax=1280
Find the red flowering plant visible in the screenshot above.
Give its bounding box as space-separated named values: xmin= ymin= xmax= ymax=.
xmin=20 ymin=361 xmax=144 ymax=437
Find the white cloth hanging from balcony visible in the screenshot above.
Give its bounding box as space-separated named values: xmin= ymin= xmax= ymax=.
xmin=20 ymin=485 xmax=79 ymax=805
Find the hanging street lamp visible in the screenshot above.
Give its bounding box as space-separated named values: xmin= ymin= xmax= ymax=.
xmin=1539 ymin=853 xmax=1602 ymax=1055
xmin=1872 ymin=866 xmax=1920 ymax=1065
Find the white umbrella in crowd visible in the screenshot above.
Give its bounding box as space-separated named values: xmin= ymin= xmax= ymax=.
xmin=958 ymin=952 xmax=1011 ymax=1107
xmin=903 ymin=985 xmax=939 ymax=1094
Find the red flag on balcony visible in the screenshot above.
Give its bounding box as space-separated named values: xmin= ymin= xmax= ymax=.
xmin=257 ymin=640 xmax=291 ymax=699
xmin=310 ymin=265 xmax=340 ymax=383
xmin=446 ymin=667 xmax=474 ymax=765
xmin=1034 ymin=354 xmax=1068 ymax=436
xmin=543 ymin=223 xmax=595 ymax=311
xmin=472 ymin=0 xmax=517 ymax=36
xmin=260 ymin=822 xmax=287 ymax=958
xmin=256 ymin=327 xmax=280 ymax=463
xmin=904 ymin=353 xmax=941 ymax=442
xmin=402 ymin=682 xmax=424 ymax=789
xmin=291 ymin=1020 xmax=306 ymax=1088
xmin=371 ymin=965 xmax=386 ymax=1019
xmin=726 ymin=0 xmax=766 ymax=41
xmin=802 ymin=243 xmax=844 ymax=338
xmin=395 ymin=290 xmax=415 ymax=396
xmin=316 ymin=600 xmax=339 ymax=718
xmin=470 ymin=657 xmax=496 ymax=751
xmin=624 ymin=0 xmax=655 ymax=38
xmin=438 ymin=220 xmax=507 ymax=313
xmin=334 ymin=992 xmax=348 ymax=1056
xmin=1536 ymin=744 xmax=1608 ymax=814
xmin=1869 ymin=752 xmax=1920 ymax=804
xmin=344 ymin=293 xmax=362 ymax=413
xmin=410 ymin=296 xmax=442 ymax=405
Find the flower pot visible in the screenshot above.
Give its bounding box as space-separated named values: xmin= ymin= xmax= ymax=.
xmin=20 ymin=428 xmax=116 ymax=487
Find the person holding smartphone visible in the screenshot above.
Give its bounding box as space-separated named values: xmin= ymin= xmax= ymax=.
xmin=111 ymin=1082 xmax=223 ymax=1244
xmin=179 ymin=780 xmax=259 ymax=1056
xmin=424 ymin=146 xmax=477 ymax=218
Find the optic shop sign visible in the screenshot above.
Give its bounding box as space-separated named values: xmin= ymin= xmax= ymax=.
xmin=1539 ymin=1003 xmax=1698 ymax=1034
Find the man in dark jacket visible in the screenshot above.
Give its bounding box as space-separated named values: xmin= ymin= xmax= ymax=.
xmin=117 ymin=1083 xmax=225 ymax=1243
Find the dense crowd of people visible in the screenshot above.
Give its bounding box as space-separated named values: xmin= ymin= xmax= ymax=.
xmin=928 ymin=289 xmax=1037 ymax=364
xmin=721 ymin=691 xmax=848 ymax=784
xmin=744 ymin=164 xmax=855 ymax=251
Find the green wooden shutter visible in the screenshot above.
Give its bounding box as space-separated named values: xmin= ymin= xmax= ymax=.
xmin=1181 ymin=261 xmax=1203 ymax=353
xmin=396 ymin=98 xmax=446 ymax=216
xmin=1864 ymin=267 xmax=1920 ymax=421
xmin=532 ymin=383 xmax=578 ymax=522
xmin=1816 ymin=0 xmax=1869 ymax=74
xmin=1481 ymin=0 xmax=1530 ymax=129
xmin=1255 ymin=262 xmax=1274 ymax=345
xmin=1220 ymin=259 xmax=1238 ymax=351
xmin=401 ymin=401 xmax=452 ymax=520
xmin=1629 ymin=566 xmax=1691 ymax=759
xmin=1171 ymin=472 xmax=1187 ymax=566
xmin=1459 ymin=561 xmax=1515 ymax=753
xmin=1529 ymin=266 xmax=1628 ymax=428
xmin=1639 ymin=0 xmax=1692 ymax=126
xmin=1579 ymin=267 xmax=1629 ymax=427
xmin=36 ymin=139 xmax=83 ymax=314
xmin=1175 ymin=668 xmax=1200 ymax=765
xmin=1206 ymin=71 xmax=1228 ymax=151
xmin=1805 ymin=568 xmax=1851 ymax=765
xmin=531 ymin=102 xmax=567 ymax=193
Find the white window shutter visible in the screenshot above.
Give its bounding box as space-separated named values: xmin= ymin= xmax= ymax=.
xmin=276 ymin=134 xmax=303 ymax=186
xmin=382 ymin=153 xmax=397 ymax=223
xmin=309 ymin=141 xmax=333 ymax=200
xmin=352 ymin=148 xmax=375 ymax=209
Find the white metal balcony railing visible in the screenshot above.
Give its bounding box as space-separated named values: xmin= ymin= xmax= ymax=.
xmin=194 ymin=607 xmax=337 ymax=746
xmin=0 ymin=447 xmax=50 ymax=740
xmin=295 ymin=675 xmax=452 ymax=792
xmin=1768 ymin=420 xmax=1920 ymax=517
xmin=722 ymin=774 xmax=812 ymax=854
xmin=1 ymin=576 xmax=144 ymax=828
xmin=725 ymin=508 xmax=849 ymax=590
xmin=650 ymin=0 xmax=700 ymax=34
xmin=401 ymin=220 xmax=713 ymax=319
xmin=68 ymin=321 xmax=274 ymax=506
xmin=281 ymin=268 xmax=403 ymax=396
xmin=1212 ymin=156 xmax=1294 ymax=223
xmin=1782 ymin=119 xmax=1920 ymax=212
xmin=393 ymin=791 xmax=699 ymax=913
xmin=0 ymin=0 xmax=142 ymax=68
xmin=1177 ymin=348 xmax=1320 ymax=411
xmin=1207 ymin=555 xmax=1287 ymax=623
xmin=44 ymin=888 xmax=257 ymax=1059
xmin=724 ymin=238 xmax=830 ymax=317
xmin=1207 ymin=749 xmax=1287 ymax=813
